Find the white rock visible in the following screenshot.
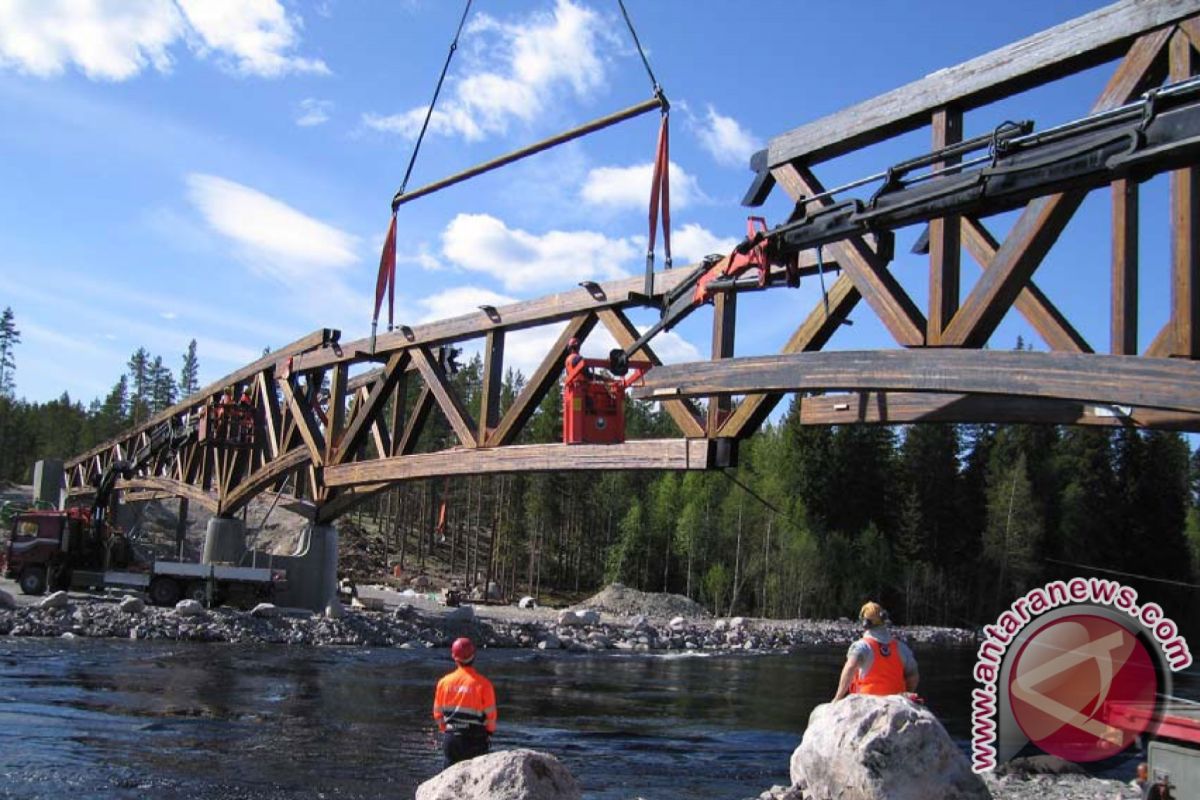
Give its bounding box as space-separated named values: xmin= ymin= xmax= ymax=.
xmin=325 ymin=599 xmax=345 ymax=619
xmin=39 ymin=591 xmax=69 ymax=610
xmin=557 ymin=610 xmax=583 ymax=626
xmin=586 ymin=632 xmax=610 ymax=648
xmin=537 ymin=636 xmax=561 ymax=650
xmin=250 ymin=603 xmax=278 ymax=618
xmin=118 ymin=596 xmax=145 ymax=614
xmin=791 ymin=694 xmax=988 ymax=800
xmin=61 ymin=632 xmax=77 ymax=640
xmin=416 ymin=748 xmax=580 ymax=800
xmin=174 ymin=599 xmax=205 ymax=616
xmin=518 ymin=596 xmax=538 ymax=609
xmin=668 ymin=615 xmax=686 ymax=631
xmin=730 ymin=616 xmax=748 ymax=629
xmin=446 ymin=605 xmax=475 ymax=622
xmin=713 ymin=619 xmax=729 ymax=632
xmin=575 ymin=609 xmax=600 ymax=625
xmin=0 ymin=589 xmax=15 ymax=609
xmin=630 ymin=614 xmax=649 ymax=629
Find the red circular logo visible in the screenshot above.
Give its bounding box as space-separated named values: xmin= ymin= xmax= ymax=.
xmin=1008 ymin=614 xmax=1157 ymax=762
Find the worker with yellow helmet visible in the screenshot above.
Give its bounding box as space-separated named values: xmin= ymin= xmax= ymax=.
xmin=833 ymin=601 xmax=919 ymax=701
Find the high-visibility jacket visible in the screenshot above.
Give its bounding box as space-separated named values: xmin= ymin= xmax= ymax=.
xmin=850 ymin=636 xmax=907 ymax=696
xmin=433 ymin=665 xmax=497 ymax=735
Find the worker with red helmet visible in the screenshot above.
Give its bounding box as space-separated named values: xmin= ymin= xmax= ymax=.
xmin=433 ymin=637 xmax=497 ymax=767
xmin=564 ymin=337 xmax=589 ymax=383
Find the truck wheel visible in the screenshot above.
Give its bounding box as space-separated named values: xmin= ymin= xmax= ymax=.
xmin=186 ymin=582 xmax=209 ymax=606
xmin=18 ymin=566 xmax=46 ymax=595
xmin=148 ymin=577 xmax=182 ymax=607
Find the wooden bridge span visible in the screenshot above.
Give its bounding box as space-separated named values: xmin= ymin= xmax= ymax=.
xmin=64 ymin=0 xmax=1200 ymax=524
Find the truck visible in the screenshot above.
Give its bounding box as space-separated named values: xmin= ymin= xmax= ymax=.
xmin=1 ymin=416 xmax=286 ymax=608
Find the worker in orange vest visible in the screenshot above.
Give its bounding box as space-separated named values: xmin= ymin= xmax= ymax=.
xmin=433 ymin=637 xmax=497 ymax=768
xmin=833 ymin=601 xmax=919 ymax=701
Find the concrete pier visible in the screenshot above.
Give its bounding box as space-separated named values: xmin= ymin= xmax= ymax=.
xmin=32 ymin=460 xmax=64 ymax=509
xmin=202 ymin=517 xmax=247 ymax=565
xmin=268 ymin=524 xmax=339 ymax=614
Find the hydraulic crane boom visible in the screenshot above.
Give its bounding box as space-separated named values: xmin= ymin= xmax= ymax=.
xmin=609 ymin=76 xmax=1200 ymax=374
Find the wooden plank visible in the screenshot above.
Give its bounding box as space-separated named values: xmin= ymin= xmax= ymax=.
xmin=1171 ymin=29 xmax=1200 ymax=357
xmin=719 ymin=272 xmax=860 ymax=439
xmin=928 ymin=107 xmax=963 ymax=345
xmin=325 ymin=439 xmax=712 ymax=487
xmin=1112 ymin=178 xmax=1140 ymax=354
xmin=942 ymin=28 xmax=1170 ymax=347
xmin=389 ymin=371 xmax=407 ymax=457
xmin=411 ymin=346 xmax=478 ymax=448
xmin=325 ymin=363 xmax=348 ymax=463
xmin=479 ymin=330 xmax=505 ymax=444
xmin=762 ymin=0 xmax=1196 ymax=168
xmin=114 ymin=477 xmax=219 ymax=514
xmin=775 ymin=164 xmax=925 ymax=346
xmin=488 ymin=313 xmax=597 ymax=446
xmin=333 ymin=350 xmax=409 ymax=465
xmin=959 ymin=217 xmax=1092 ymax=352
xmin=279 ymin=376 xmax=327 ymax=468
xmin=707 ymin=291 xmax=737 ymax=436
xmin=222 ymin=447 xmax=309 ymax=516
xmin=790 ymin=391 xmax=1200 ymax=431
xmin=597 ymin=308 xmax=707 ymax=438
xmin=632 ymin=350 xmax=1200 ymax=413
xmin=397 ymin=386 xmax=435 ymax=456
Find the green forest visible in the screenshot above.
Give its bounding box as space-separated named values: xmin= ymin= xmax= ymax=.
xmin=1 ymin=306 xmax=1198 ymax=633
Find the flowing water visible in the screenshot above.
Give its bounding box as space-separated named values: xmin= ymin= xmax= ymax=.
xmin=0 ymin=638 xmax=1193 ymax=799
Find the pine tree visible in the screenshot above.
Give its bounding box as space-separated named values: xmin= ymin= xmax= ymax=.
xmin=149 ymin=356 xmax=177 ymax=412
xmin=0 ymin=307 xmax=20 ymax=398
xmin=179 ymin=339 xmax=200 ymax=398
xmin=127 ymin=348 xmax=150 ymax=425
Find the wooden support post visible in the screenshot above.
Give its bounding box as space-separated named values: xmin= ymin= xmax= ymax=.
xmin=389 ymin=370 xmax=408 ymax=457
xmin=175 ymin=497 xmax=189 ymax=560
xmin=412 ymin=346 xmax=478 ymax=448
xmin=708 ymin=291 xmax=736 ymax=436
xmin=479 ymin=330 xmax=505 ymax=444
xmin=1112 ymin=178 xmax=1139 ymax=354
xmin=1171 ymin=30 xmax=1200 ymax=357
xmin=929 ymin=106 xmax=962 ymax=344
xmin=325 ymin=363 xmax=348 ymax=463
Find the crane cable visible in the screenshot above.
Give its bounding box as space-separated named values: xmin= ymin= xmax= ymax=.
xmin=372 ymin=0 xmax=474 ymax=353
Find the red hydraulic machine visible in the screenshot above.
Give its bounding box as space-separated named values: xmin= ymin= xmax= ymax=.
xmin=562 ymin=338 xmax=650 ymax=445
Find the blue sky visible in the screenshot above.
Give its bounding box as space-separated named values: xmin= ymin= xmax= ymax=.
xmin=0 ymin=0 xmax=1166 ymax=405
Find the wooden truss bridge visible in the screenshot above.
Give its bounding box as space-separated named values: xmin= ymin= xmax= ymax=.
xmin=64 ymin=0 xmax=1200 ymax=524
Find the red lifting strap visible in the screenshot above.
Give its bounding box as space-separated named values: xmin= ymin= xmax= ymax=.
xmin=646 ymin=112 xmax=671 ymax=270
xmin=372 ymin=211 xmax=398 ymax=350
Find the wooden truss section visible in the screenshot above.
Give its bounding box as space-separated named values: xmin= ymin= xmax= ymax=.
xmin=62 ymin=0 xmax=1200 ymax=524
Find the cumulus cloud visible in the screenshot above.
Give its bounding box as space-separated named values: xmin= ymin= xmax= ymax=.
xmin=696 ymin=105 xmax=761 ymax=168
xmin=580 ymin=161 xmax=705 ymax=211
xmin=186 ymin=173 xmax=358 ymax=281
xmin=0 ymin=0 xmax=326 ymax=81
xmin=295 ymin=98 xmax=333 ymax=126
xmin=417 ymin=286 xmax=517 ymax=323
xmin=440 ymin=213 xmax=636 ymax=292
xmin=362 ymin=0 xmax=611 ymax=141
xmin=671 ymin=223 xmax=739 ymax=265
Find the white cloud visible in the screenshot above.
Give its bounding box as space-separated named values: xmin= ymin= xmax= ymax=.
xmin=440 ymin=213 xmax=636 ymax=292
xmin=176 ymin=0 xmax=328 ymax=77
xmin=696 ymin=105 xmax=761 ymax=168
xmin=363 ymin=0 xmax=611 ymax=141
xmin=580 ymin=161 xmax=705 ymax=210
xmin=186 ymin=173 xmax=359 ymax=281
xmin=159 ymin=311 xmax=178 ymax=320
xmin=671 ymin=223 xmax=738 ymax=265
xmin=417 ymin=286 xmax=517 ymax=323
xmin=295 ymin=97 xmax=332 ymax=126
xmin=0 ymin=0 xmax=183 ymax=81
xmin=0 ymin=0 xmax=326 ymax=81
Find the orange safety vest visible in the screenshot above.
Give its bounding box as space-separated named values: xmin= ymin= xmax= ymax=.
xmin=850 ymin=635 xmax=907 ymax=696
xmin=433 ymin=665 xmax=497 ymax=734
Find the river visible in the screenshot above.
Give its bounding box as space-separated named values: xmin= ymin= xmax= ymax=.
xmin=0 ymin=638 xmax=1193 ymax=799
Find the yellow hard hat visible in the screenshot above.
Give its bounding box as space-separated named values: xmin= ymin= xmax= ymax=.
xmin=860 ymin=601 xmax=887 ymax=627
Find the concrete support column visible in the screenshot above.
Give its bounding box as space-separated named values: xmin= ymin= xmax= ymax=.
xmin=32 ymin=460 xmax=64 ymax=509
xmin=202 ymin=516 xmax=246 ymax=565
xmin=269 ymin=523 xmax=339 ymax=614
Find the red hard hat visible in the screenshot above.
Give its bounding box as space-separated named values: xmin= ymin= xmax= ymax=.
xmin=451 ymin=637 xmax=476 ymax=663
xmin=567 ymin=337 xmax=580 ymax=352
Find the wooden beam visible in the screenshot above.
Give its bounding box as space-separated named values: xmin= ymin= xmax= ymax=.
xmin=325 ymin=439 xmax=712 ymax=487
xmin=333 ymin=350 xmax=409 ymax=465
xmin=942 ymin=28 xmax=1171 ymax=347
xmin=929 ymin=106 xmax=963 ymax=345
xmin=488 ymin=313 xmax=597 ymax=446
xmin=631 ymin=350 xmax=1200 ymax=414
xmin=279 ymin=376 xmax=326 ymax=468
xmin=479 ymin=330 xmax=505 ymax=444
xmin=761 ymin=0 xmax=1197 ymax=168
xmin=324 ymin=362 xmax=348 ymax=463
xmin=397 ymin=386 xmax=435 ymax=456
xmin=411 ymin=346 xmax=478 ymax=448
xmin=222 ymin=447 xmax=309 ymax=517
xmin=1146 ymin=322 xmax=1174 ymax=357
xmin=707 ymin=291 xmax=736 ymax=436
xmin=1112 ymin=178 xmax=1139 ymax=354
xmin=774 ymin=164 xmax=926 ymax=346
xmin=114 ymin=477 xmax=219 ymax=514
xmin=388 ymin=370 xmax=408 ymax=457
xmin=790 ymin=391 xmax=1200 ymax=431
xmin=719 ymin=272 xmax=860 ymax=439
xmin=1171 ymin=28 xmax=1200 ymax=357
xmin=597 ymin=308 xmax=707 ymax=438
xmin=960 ymin=217 xmax=1092 ymax=352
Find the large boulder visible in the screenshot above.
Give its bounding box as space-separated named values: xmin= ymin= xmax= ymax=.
xmin=790 ymin=694 xmax=989 ymax=800
xmin=39 ymin=591 xmax=69 ymax=610
xmin=416 ymin=748 xmax=580 ymax=800
xmin=174 ymin=599 xmax=205 ymax=616
xmin=0 ymin=589 xmax=15 ymax=609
